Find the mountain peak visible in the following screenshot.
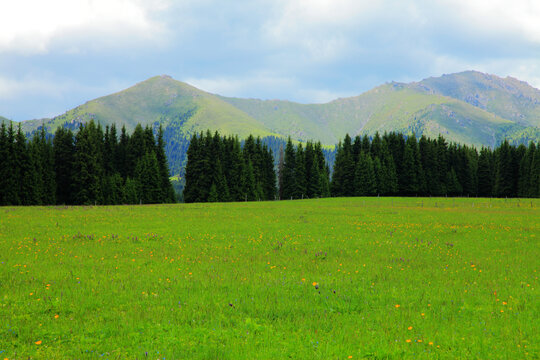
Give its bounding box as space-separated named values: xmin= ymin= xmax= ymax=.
xmin=18 ymin=70 xmax=540 ymax=149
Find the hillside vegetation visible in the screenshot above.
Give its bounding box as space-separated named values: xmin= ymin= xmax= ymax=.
xmin=18 ymin=71 xmax=540 ymax=152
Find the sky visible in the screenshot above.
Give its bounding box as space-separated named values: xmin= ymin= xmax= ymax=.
xmin=1 ymin=0 xmax=540 ymax=121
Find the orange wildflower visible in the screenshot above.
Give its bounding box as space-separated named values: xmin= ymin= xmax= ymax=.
xmin=35 ymin=340 xmax=42 ymax=345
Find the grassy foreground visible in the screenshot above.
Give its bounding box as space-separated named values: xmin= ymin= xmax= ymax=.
xmin=0 ymin=198 xmax=538 ymax=359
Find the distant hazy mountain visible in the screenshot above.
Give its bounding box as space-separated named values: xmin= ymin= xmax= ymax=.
xmin=411 ymin=71 xmax=540 ymax=127
xmin=19 ymin=71 xmax=540 ymax=149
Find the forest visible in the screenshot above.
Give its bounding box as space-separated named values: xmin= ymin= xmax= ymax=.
xmin=183 ymin=131 xmax=330 ymax=203
xmin=1 ymin=120 xmax=539 ymax=205
xmin=185 ymin=131 xmax=540 ymax=201
xmin=0 ymin=120 xmax=175 ymax=206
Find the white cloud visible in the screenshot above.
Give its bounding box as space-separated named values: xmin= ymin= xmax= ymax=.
xmin=442 ymin=0 xmax=540 ymax=43
xmin=184 ymin=73 xmax=350 ymax=103
xmin=184 ymin=74 xmax=295 ymax=98
xmin=0 ymin=0 xmax=170 ymax=54
xmin=263 ymin=0 xmax=384 ymax=61
xmin=0 ymin=76 xmax=64 ymax=99
xmin=0 ymin=74 xmax=129 ymax=106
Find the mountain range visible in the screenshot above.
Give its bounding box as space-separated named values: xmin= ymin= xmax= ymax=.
xmin=10 ymin=70 xmax=540 ymax=150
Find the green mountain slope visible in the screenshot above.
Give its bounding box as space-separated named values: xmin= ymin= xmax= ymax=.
xmin=411 ymin=70 xmax=540 ymax=127
xmin=22 ymin=75 xmax=276 ymax=139
xmin=18 ymin=71 xmax=540 ymax=150
xmin=221 ymin=82 xmax=520 ymax=147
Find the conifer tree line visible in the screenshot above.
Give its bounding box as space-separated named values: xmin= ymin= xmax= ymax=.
xmin=331 ymin=132 xmax=540 ymax=198
xmin=278 ymin=137 xmax=331 ymax=200
xmin=183 ymin=133 xmax=330 ymax=202
xmin=183 ymin=131 xmax=277 ymax=202
xmin=0 ymin=120 xmax=175 ymax=206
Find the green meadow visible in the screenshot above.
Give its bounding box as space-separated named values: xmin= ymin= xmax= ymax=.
xmin=0 ymin=198 xmax=538 ymax=359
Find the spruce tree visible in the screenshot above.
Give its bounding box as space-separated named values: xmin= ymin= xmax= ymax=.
xmin=277 ymin=145 xmax=284 ymax=200
xmin=436 ymin=135 xmax=449 ymax=195
xmin=331 ymin=135 xmax=355 ymax=197
xmin=400 ymin=138 xmax=419 ymax=195
xmin=341 ymin=134 xmax=355 ymax=196
xmin=228 ymin=138 xmax=245 ymax=201
xmin=72 ymin=121 xmax=103 ymax=205
xmin=156 ymin=125 xmax=176 ymax=202
xmin=128 ymin=124 xmax=147 ymax=178
xmin=0 ymin=122 xmax=8 ymax=205
xmin=477 ymin=147 xmax=493 ymax=197
xmin=243 ymin=159 xmax=257 ymax=201
xmin=136 ymin=151 xmax=161 ymax=204
xmin=54 ymin=128 xmax=75 ymax=204
xmin=308 ymin=155 xmax=321 ymax=197
xmin=494 ymin=140 xmax=514 ymax=197
xmin=183 ymin=134 xmax=200 ymax=203
xmin=208 ymin=183 xmax=219 ymax=202
xmin=214 ymin=158 xmax=230 ymax=202
xmin=295 ymin=143 xmax=307 ymax=198
xmin=446 ymin=168 xmax=463 ymax=196
xmin=281 ymin=138 xmax=297 ymax=200
xmin=419 ymin=136 xmax=440 ymax=196
xmin=373 ymin=157 xmax=383 ymax=195
xmin=529 ymin=146 xmax=540 ymax=198
xmin=3 ymin=123 xmax=19 ymax=205
xmin=41 ymin=128 xmax=56 ymax=205
xmin=371 ymin=132 xmax=382 ymax=159
xmin=354 ymin=152 xmax=376 ymax=196
xmin=117 ymin=125 xmax=130 ymax=179
xmin=16 ymin=125 xmax=38 ymax=205
xmin=262 ymin=145 xmax=277 ymax=200
xmin=518 ymin=142 xmax=535 ymax=197
xmin=30 ymin=131 xmax=46 ymax=204
xmin=304 ymin=142 xmax=316 ymax=198
xmin=378 ymin=142 xmax=398 ymax=196
xmin=314 ymin=142 xmax=330 ymax=197
xmin=123 ymin=177 xmax=140 ymax=204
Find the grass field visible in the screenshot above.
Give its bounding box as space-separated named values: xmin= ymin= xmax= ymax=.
xmin=0 ymin=198 xmax=538 ymax=359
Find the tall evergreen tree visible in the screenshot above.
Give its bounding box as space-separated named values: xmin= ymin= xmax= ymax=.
xmin=183 ymin=134 xmax=201 ymax=203
xmin=354 ymin=152 xmax=376 ymax=196
xmin=400 ymin=137 xmax=419 ymax=195
xmin=494 ymin=140 xmax=514 ymax=197
xmin=262 ymin=144 xmax=277 ymax=200
xmin=295 ymin=143 xmax=307 ymax=198
xmin=277 ymin=144 xmax=285 ymax=200
xmin=136 ymin=151 xmax=161 ymax=204
xmin=117 ymin=125 xmax=130 ymax=179
xmin=331 ymin=134 xmax=355 ymax=196
xmin=242 ymin=159 xmax=258 ymax=201
xmin=54 ymin=127 xmax=75 ymax=204
xmin=3 ymin=123 xmax=19 ymax=205
xmin=477 ymin=147 xmax=493 ymax=197
xmin=0 ymin=122 xmax=8 ymax=205
xmin=281 ymin=138 xmax=297 ymax=200
xmin=72 ymin=121 xmax=103 ymax=205
xmin=518 ymin=142 xmax=534 ymax=197
xmin=156 ymin=125 xmax=176 ymax=202
xmin=16 ymin=125 xmax=38 ymax=205
xmin=314 ymin=142 xmax=330 ymax=197
xmin=529 ymin=146 xmax=540 ymax=198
